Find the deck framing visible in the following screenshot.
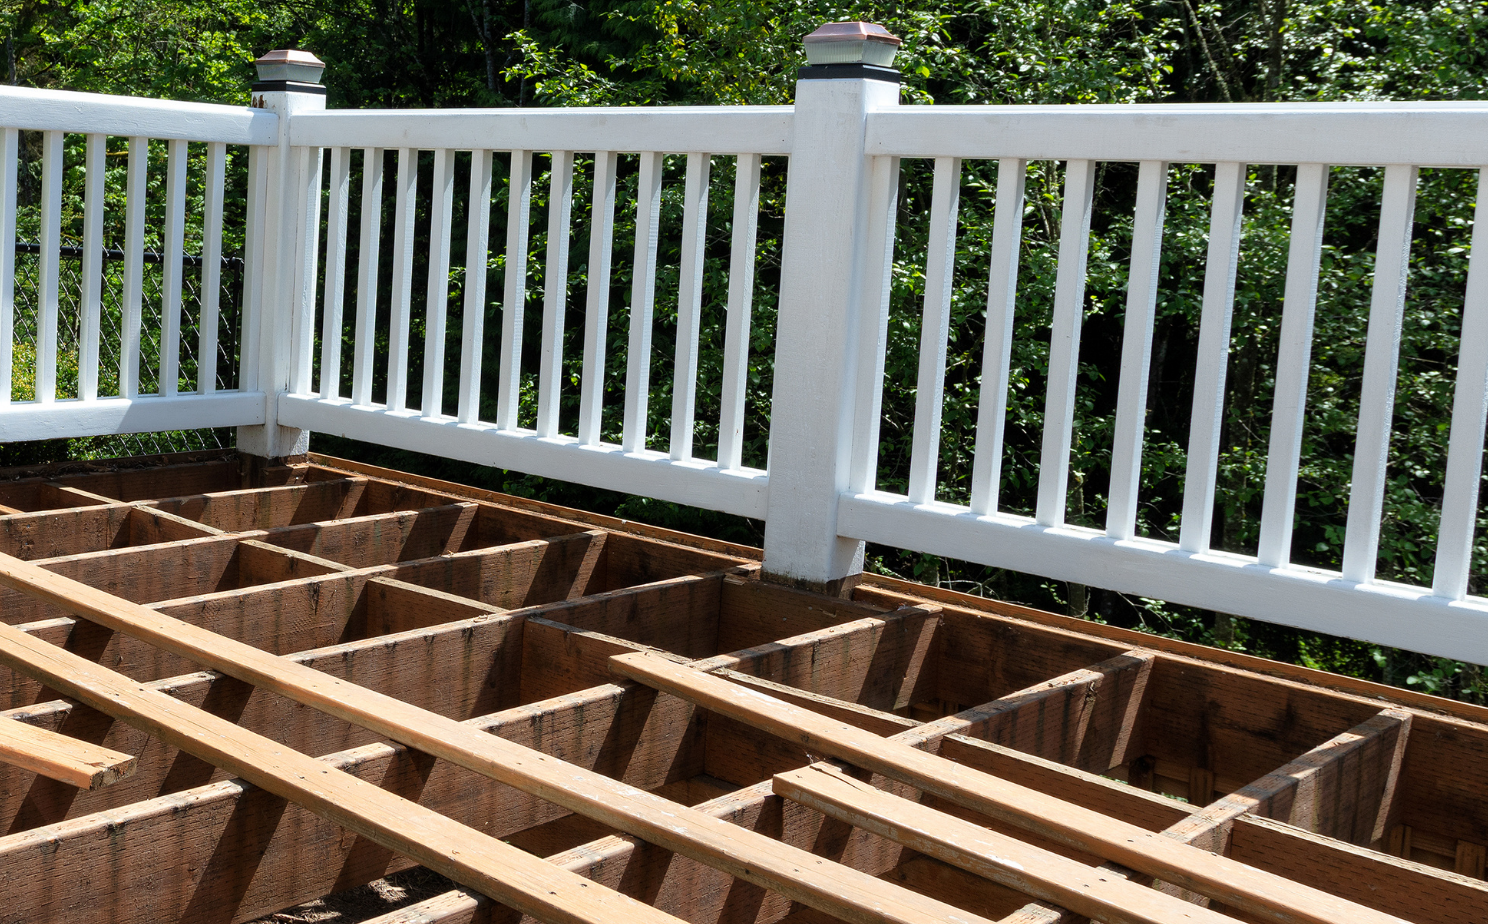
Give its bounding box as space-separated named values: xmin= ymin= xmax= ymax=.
xmin=0 ymin=450 xmax=1482 ymax=924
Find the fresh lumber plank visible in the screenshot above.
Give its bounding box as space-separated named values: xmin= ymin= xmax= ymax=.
xmin=0 ymin=572 xmax=723 ymax=828
xmin=776 ymin=762 xmax=1234 ymax=924
xmin=0 ymin=714 xmax=136 ymax=789
xmin=610 ymin=650 xmax=1409 ymax=924
xmin=0 ymin=552 xmax=995 ymax=924
xmin=0 ymin=679 xmax=703 ymax=924
xmin=0 ymin=620 xmax=686 ymax=924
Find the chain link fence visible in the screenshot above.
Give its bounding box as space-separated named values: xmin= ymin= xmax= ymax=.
xmin=8 ymin=241 xmax=242 ymax=459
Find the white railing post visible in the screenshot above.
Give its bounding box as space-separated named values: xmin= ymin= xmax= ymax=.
xmin=238 ymin=50 xmax=326 ymax=461
xmin=761 ymin=23 xmax=902 ymax=592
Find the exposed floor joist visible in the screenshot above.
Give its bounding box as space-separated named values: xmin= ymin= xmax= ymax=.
xmin=0 ymin=451 xmax=1486 ymax=924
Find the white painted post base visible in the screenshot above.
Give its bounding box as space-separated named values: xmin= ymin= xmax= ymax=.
xmin=237 ymin=52 xmax=325 ymax=461
xmin=761 ymin=50 xmax=900 ymax=592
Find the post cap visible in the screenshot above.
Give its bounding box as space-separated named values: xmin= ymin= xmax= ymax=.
xmin=254 ymin=49 xmax=326 ymax=85
xmin=803 ymin=22 xmax=901 ymax=66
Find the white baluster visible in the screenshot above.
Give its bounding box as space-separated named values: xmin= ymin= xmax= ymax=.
xmin=718 ymin=153 xmax=763 ymax=471
xmin=1435 ymin=169 xmax=1488 ymax=600
xmin=496 ymin=150 xmax=533 ymax=430
xmin=1035 ymin=159 xmax=1098 ymax=527
xmin=120 ymin=136 xmax=148 ymax=399
xmin=351 ymin=148 xmax=383 ymax=407
xmin=623 ymin=152 xmax=664 ymax=453
xmin=458 ymin=151 xmax=494 ymax=425
xmin=386 ymin=147 xmax=417 ymax=412
xmin=198 ymin=142 xmax=226 ymax=395
xmin=36 ymin=130 xmax=63 ymax=403
xmin=969 ymin=158 xmax=1027 ymax=515
xmin=907 ymin=156 xmax=962 ymax=505
xmin=578 ymin=151 xmax=618 ymax=446
xmin=80 ymin=134 xmax=106 ymax=400
xmin=319 ymin=146 xmax=350 ymax=399
xmin=0 ymin=128 xmax=14 ymax=405
xmin=422 ymin=147 xmax=455 ymax=418
xmin=1178 ymin=162 xmax=1248 ymax=553
xmin=1106 ymin=161 xmax=1169 ymax=540
xmin=1257 ymin=163 xmax=1330 ymax=568
xmin=537 ymin=151 xmax=575 ymax=437
xmin=670 ymin=152 xmax=712 ymax=461
xmin=160 ymin=137 xmax=188 ymax=397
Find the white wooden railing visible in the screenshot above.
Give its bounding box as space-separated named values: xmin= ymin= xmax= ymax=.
xmin=0 ymin=34 xmax=1485 ymax=662
xmin=0 ymin=86 xmax=271 ymax=438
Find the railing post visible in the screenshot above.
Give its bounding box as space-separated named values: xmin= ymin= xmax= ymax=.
xmin=238 ymin=50 xmax=326 ymax=462
xmin=762 ymin=23 xmax=901 ymax=592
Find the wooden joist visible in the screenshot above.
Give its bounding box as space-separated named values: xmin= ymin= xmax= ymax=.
xmin=609 ymin=650 xmax=1410 ymax=924
xmin=0 ymin=714 xmax=136 ymax=789
xmin=0 ymin=551 xmax=999 ymax=924
xmin=0 ymin=619 xmax=686 ymax=924
xmin=775 ymin=761 xmax=1234 ymax=924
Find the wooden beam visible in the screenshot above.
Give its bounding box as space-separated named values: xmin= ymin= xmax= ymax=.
xmin=776 ymin=762 xmax=1235 ymax=924
xmin=0 ymin=677 xmax=704 ymax=924
xmin=1167 ymin=708 xmax=1412 ymax=852
xmin=384 ymin=531 xmax=611 ymax=614
xmin=0 ymin=714 xmax=135 ymax=789
xmin=718 ymin=575 xmax=893 ymax=652
xmin=148 ymin=477 xmax=368 ymax=531
xmin=262 ymin=504 xmax=481 ymax=568
xmin=694 ymin=604 xmax=941 ymax=711
xmin=609 ymin=651 xmax=1409 ymax=924
xmin=0 ymin=620 xmax=687 ymax=924
xmin=0 ymin=552 xmax=997 ymax=924
xmin=894 ymin=649 xmax=1154 ymax=769
xmin=0 ymin=505 xmax=135 ymax=560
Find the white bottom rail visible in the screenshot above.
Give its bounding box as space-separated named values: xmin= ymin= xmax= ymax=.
xmin=838 ymin=490 xmax=1488 ymax=664
xmin=0 ymin=392 xmax=266 ymax=442
xmin=280 ymin=395 xmax=770 ymax=520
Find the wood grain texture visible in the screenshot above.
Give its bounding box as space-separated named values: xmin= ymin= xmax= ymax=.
xmin=611 ymin=651 xmax=1409 ymax=924
xmin=0 ymin=553 xmax=995 ymax=924
xmin=776 ymin=762 xmax=1234 ymax=924
xmin=0 ymin=620 xmax=686 ymax=924
xmin=0 ymin=714 xmax=135 ymax=789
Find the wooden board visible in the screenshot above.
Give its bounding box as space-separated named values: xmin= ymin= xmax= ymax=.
xmin=0 ymin=619 xmax=687 ymax=924
xmin=0 ymin=715 xmax=136 ymax=789
xmin=611 ymin=650 xmax=1410 ymax=924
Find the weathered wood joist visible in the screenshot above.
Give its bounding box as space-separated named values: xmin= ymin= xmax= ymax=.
xmin=611 ymin=651 xmax=1410 ymax=924
xmin=0 ymin=573 xmax=733 ymax=829
xmin=0 ymin=620 xmax=689 ymax=924
xmin=0 ymin=553 xmax=1001 ymax=924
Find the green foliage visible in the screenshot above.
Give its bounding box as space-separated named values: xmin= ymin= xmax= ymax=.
xmin=8 ymin=0 xmax=1488 ymax=701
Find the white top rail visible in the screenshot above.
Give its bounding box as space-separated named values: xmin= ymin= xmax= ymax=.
xmin=288 ymin=107 xmax=794 ymax=154
xmin=0 ymin=86 xmax=276 ymax=145
xmin=869 ymin=103 xmax=1488 ymax=166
